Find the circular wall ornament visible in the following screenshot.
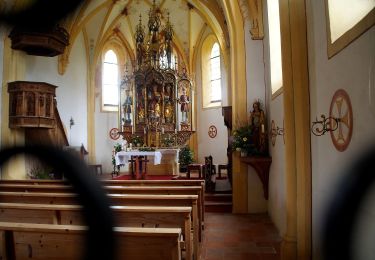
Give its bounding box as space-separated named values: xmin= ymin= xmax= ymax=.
xmin=208 ymin=125 xmax=217 ymax=138
xmin=109 ymin=128 xmax=120 ymax=140
xmin=329 ymin=89 xmax=353 ymax=152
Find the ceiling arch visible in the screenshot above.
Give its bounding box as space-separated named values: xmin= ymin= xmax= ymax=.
xmin=60 ymin=0 xmax=230 ymax=74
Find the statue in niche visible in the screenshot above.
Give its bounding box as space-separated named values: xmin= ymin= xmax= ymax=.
xmin=164 ymin=99 xmax=173 ymax=123
xmin=155 ymin=102 xmax=161 ymax=119
xmin=249 ymin=100 xmax=267 ymax=154
xmin=148 ymin=96 xmax=156 ymax=119
xmin=164 ymin=84 xmax=173 ymax=101
xmin=178 ymin=87 xmax=189 ymax=123
xmin=122 ymin=89 xmax=133 ymax=125
xmin=137 ymin=89 xmax=145 ymax=123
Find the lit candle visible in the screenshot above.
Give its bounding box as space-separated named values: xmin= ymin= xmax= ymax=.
xmin=261 ymin=124 xmax=265 ymax=133
xmin=174 ymin=128 xmax=177 ymax=134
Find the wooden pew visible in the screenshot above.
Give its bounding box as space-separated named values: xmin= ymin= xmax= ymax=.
xmin=0 ymin=179 xmax=206 ymax=223
xmin=0 ymin=183 xmax=204 ymax=241
xmin=0 ymin=192 xmax=200 ymax=258
xmin=0 ymin=222 xmax=182 ymax=260
xmin=0 ymin=179 xmax=206 ymax=230
xmin=0 ymin=202 xmax=193 ymax=260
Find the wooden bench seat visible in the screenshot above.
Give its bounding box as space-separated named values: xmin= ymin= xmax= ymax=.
xmin=0 ymin=202 xmax=194 ymax=260
xmin=0 ymin=192 xmax=200 ymax=258
xmin=0 ymin=222 xmax=182 ymax=260
xmin=0 ymin=183 xmax=204 ymax=241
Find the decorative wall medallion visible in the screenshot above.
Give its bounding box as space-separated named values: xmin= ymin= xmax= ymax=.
xmin=208 ymin=125 xmax=217 ymax=138
xmin=329 ymin=89 xmax=353 ymax=152
xmin=109 ymin=128 xmax=120 ymax=140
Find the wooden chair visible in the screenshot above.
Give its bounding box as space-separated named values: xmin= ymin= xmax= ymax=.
xmin=217 ymin=164 xmax=228 ymax=178
xmin=204 ymin=156 xmax=216 ymax=192
xmin=88 ymin=164 xmax=102 ymax=175
xmin=187 ymin=164 xmax=203 ymax=179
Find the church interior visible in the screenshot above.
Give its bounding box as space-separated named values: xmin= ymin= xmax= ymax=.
xmin=0 ymin=0 xmax=374 ymax=259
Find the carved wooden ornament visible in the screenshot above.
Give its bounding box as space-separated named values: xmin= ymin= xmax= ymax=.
xmin=329 ymin=89 xmax=353 ymax=152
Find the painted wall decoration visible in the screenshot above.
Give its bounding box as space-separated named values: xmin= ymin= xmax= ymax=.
xmin=109 ymin=128 xmax=120 ymax=140
xmin=329 ymin=89 xmax=353 ymax=152
xmin=208 ymin=125 xmax=217 ymax=138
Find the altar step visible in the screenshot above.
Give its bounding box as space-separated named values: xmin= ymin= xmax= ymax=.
xmin=205 ymin=192 xmax=232 ymax=213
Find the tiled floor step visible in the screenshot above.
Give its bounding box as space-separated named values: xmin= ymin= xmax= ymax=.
xmin=205 ymin=201 xmax=233 ymax=213
xmin=204 ymin=193 xmax=232 ymax=202
xmin=205 ymin=192 xmax=232 ymax=213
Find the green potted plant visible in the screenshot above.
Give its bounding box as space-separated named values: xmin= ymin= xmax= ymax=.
xmin=179 ymin=146 xmax=194 ymax=172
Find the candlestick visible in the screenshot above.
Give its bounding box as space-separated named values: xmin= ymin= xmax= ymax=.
xmin=144 ymin=127 xmax=146 ymax=134
xmin=162 ymin=127 xmax=164 ymax=134
xmin=261 ymin=124 xmax=265 ymax=133
xmin=174 ymin=128 xmax=177 ymax=134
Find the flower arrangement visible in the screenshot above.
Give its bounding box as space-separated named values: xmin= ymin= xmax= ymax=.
xmin=232 ymin=124 xmax=257 ymax=156
xmin=161 ymin=134 xmax=175 ymax=147
xmin=111 ymin=143 xmax=122 ymax=176
xmin=131 ymin=135 xmax=144 ymax=147
xmin=138 ymin=147 xmax=155 ymax=152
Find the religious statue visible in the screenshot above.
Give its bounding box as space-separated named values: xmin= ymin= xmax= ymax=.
xmin=122 ymin=90 xmax=132 ymax=125
xmin=178 ymin=87 xmax=189 ymax=123
xmin=164 ymin=84 xmax=173 ymax=101
xmin=154 ymin=101 xmax=161 ymax=119
xmin=137 ymin=89 xmax=145 ymax=123
xmin=249 ymin=100 xmax=267 ymax=154
xmin=164 ymin=99 xmax=173 ymax=123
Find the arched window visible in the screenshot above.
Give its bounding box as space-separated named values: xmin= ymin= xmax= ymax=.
xmin=102 ymin=50 xmax=119 ymax=111
xmin=202 ymin=35 xmax=222 ymax=108
xmin=209 ymin=43 xmax=222 ymax=103
xmin=267 ymin=0 xmax=283 ymax=97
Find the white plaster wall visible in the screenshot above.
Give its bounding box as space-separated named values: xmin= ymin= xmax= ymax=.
xmin=24 ymin=32 xmax=88 ymax=148
xmin=307 ymin=1 xmax=375 ymax=259
xmin=262 ymin=0 xmax=287 ymax=234
xmin=243 ymin=7 xmax=270 ymax=213
xmin=94 ymin=97 xmax=120 ymax=174
xmin=267 ymin=94 xmax=286 ymax=233
xmin=195 ymin=28 xmax=228 ymax=165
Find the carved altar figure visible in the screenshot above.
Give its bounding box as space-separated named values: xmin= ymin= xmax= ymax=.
xmin=164 ymin=84 xmax=173 ymax=101
xmin=123 ymin=89 xmax=132 ymax=125
xmin=179 ymin=87 xmax=189 ymax=122
xmin=164 ymin=99 xmax=173 ymax=123
xmin=137 ymin=89 xmax=145 ymax=123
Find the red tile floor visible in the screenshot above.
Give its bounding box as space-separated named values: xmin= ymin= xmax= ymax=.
xmin=200 ymin=213 xmax=281 ymax=260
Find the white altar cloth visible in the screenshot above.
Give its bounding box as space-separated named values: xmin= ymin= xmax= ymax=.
xmin=115 ymin=151 xmax=162 ymax=166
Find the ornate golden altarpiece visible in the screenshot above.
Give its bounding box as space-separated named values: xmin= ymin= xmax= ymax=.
xmin=118 ymin=1 xmax=194 ymax=149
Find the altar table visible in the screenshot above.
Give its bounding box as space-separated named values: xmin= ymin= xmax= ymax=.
xmin=115 ymin=149 xmax=179 ymax=176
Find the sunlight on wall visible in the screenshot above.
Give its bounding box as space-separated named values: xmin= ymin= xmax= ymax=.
xmin=267 ymin=0 xmax=283 ymax=95
xmin=328 ymin=0 xmax=375 ymax=43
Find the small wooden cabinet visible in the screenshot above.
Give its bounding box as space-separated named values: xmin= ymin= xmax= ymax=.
xmin=8 ymin=81 xmax=57 ymax=128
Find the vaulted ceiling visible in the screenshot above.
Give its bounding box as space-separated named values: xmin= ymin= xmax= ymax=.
xmin=65 ymin=0 xmax=230 ymax=70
